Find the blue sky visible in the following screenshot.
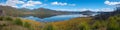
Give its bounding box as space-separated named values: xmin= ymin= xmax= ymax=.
xmin=0 ymin=0 xmax=120 ymax=12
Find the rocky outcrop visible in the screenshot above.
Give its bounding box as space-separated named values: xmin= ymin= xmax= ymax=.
xmin=0 ymin=10 xmax=3 ymax=15
xmin=0 ymin=10 xmax=5 ymax=16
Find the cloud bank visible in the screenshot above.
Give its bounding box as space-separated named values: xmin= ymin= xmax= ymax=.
xmin=0 ymin=0 xmax=76 ymax=9
xmin=51 ymin=1 xmax=76 ymax=6
xmin=55 ymin=8 xmax=114 ymax=12
xmin=0 ymin=0 xmax=43 ymax=9
xmin=21 ymin=1 xmax=42 ymax=7
xmin=104 ymin=0 xmax=120 ymax=5
xmin=0 ymin=0 xmax=25 ymax=7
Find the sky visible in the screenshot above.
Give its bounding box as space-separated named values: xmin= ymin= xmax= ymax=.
xmin=0 ymin=0 xmax=120 ymax=12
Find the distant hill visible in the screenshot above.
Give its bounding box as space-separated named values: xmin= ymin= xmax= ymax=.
xmin=0 ymin=6 xmax=80 ymax=18
xmin=0 ymin=6 xmax=103 ymax=18
xmin=0 ymin=6 xmax=24 ymax=16
xmin=80 ymin=10 xmax=96 ymax=16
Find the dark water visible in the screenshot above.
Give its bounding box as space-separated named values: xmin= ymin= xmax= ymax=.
xmin=22 ymin=14 xmax=97 ymax=22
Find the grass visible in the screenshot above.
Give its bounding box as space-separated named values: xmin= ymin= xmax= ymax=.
xmin=0 ymin=16 xmax=120 ymax=30
xmin=0 ymin=16 xmax=41 ymax=30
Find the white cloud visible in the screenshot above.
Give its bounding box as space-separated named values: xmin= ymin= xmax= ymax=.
xmin=28 ymin=1 xmax=42 ymax=4
xmin=51 ymin=2 xmax=58 ymax=5
xmin=51 ymin=1 xmax=76 ymax=6
xmin=100 ymin=8 xmax=114 ymax=12
xmin=47 ymin=8 xmax=113 ymax=12
xmin=61 ymin=8 xmax=113 ymax=12
xmin=0 ymin=0 xmax=43 ymax=8
xmin=78 ymin=8 xmax=114 ymax=12
xmin=21 ymin=1 xmax=42 ymax=7
xmin=11 ymin=5 xmax=19 ymax=8
xmin=51 ymin=2 xmax=67 ymax=6
xmin=0 ymin=0 xmax=25 ymax=8
xmin=78 ymin=8 xmax=93 ymax=12
xmin=69 ymin=4 xmax=76 ymax=6
xmin=104 ymin=1 xmax=120 ymax=5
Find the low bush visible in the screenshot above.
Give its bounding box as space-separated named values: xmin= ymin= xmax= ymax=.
xmin=13 ymin=18 xmax=23 ymax=26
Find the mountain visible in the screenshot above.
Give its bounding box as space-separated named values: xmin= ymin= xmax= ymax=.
xmin=0 ymin=6 xmax=80 ymax=18
xmin=80 ymin=10 xmax=95 ymax=15
xmin=0 ymin=6 xmax=101 ymax=18
xmin=0 ymin=6 xmax=25 ymax=16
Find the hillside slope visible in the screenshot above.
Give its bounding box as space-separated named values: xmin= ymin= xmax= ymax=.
xmin=0 ymin=6 xmax=78 ymax=18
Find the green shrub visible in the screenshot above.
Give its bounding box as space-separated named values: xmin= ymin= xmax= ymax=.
xmin=92 ymin=20 xmax=107 ymax=30
xmin=78 ymin=22 xmax=91 ymax=30
xmin=107 ymin=15 xmax=120 ymax=30
xmin=4 ymin=16 xmax=13 ymax=21
xmin=0 ymin=16 xmax=3 ymax=21
xmin=0 ymin=16 xmax=13 ymax=21
xmin=43 ymin=24 xmax=55 ymax=30
xmin=23 ymin=22 xmax=31 ymax=28
xmin=13 ymin=18 xmax=23 ymax=26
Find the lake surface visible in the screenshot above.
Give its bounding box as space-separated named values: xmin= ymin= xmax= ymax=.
xmin=22 ymin=14 xmax=97 ymax=22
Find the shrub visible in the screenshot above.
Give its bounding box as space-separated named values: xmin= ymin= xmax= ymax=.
xmin=92 ymin=20 xmax=107 ymax=30
xmin=13 ymin=18 xmax=23 ymax=26
xmin=107 ymin=15 xmax=120 ymax=30
xmin=23 ymin=22 xmax=31 ymax=28
xmin=0 ymin=16 xmax=3 ymax=21
xmin=78 ymin=22 xmax=91 ymax=30
xmin=4 ymin=16 xmax=13 ymax=21
xmin=43 ymin=24 xmax=55 ymax=30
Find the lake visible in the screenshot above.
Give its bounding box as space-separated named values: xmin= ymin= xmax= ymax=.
xmin=22 ymin=14 xmax=96 ymax=22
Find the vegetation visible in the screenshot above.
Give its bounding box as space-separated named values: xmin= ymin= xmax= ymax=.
xmin=23 ymin=22 xmax=31 ymax=28
xmin=0 ymin=15 xmax=119 ymax=30
xmin=43 ymin=24 xmax=55 ymax=30
xmin=0 ymin=16 xmax=33 ymax=30
xmin=0 ymin=16 xmax=13 ymax=21
xmin=45 ymin=14 xmax=119 ymax=30
xmin=107 ymin=14 xmax=120 ymax=30
xmin=0 ymin=16 xmax=3 ymax=20
xmin=4 ymin=16 xmax=13 ymax=21
xmin=39 ymin=7 xmax=120 ymax=30
xmin=13 ymin=18 xmax=23 ymax=26
xmin=0 ymin=5 xmax=120 ymax=30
